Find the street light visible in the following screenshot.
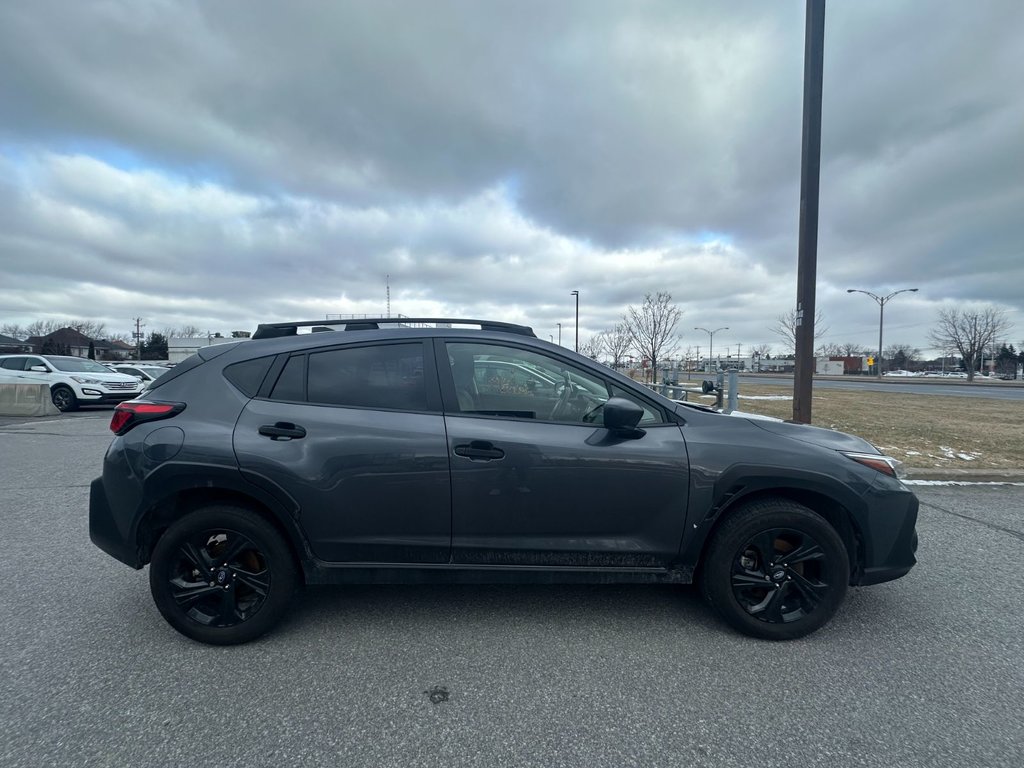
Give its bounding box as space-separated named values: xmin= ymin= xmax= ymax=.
xmin=557 ymin=322 xmax=561 ymax=346
xmin=846 ymin=287 xmax=919 ymax=377
xmin=570 ymin=290 xmax=579 ymax=352
xmin=694 ymin=326 xmax=728 ymax=372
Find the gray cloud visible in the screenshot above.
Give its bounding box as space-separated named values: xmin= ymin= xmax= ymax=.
xmin=0 ymin=0 xmax=1021 ymax=354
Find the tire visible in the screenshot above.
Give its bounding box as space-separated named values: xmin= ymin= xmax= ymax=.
xmin=700 ymin=498 xmax=849 ymax=640
xmin=149 ymin=505 xmax=299 ymax=645
xmin=51 ymin=385 xmax=78 ymax=412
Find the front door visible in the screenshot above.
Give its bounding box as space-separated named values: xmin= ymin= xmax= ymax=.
xmin=439 ymin=340 xmax=690 ymax=568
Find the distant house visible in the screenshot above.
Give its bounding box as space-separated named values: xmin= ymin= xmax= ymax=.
xmin=26 ymin=327 xmax=94 ymax=357
xmin=23 ymin=328 xmax=135 ymax=360
xmin=92 ymin=338 xmax=136 ymax=361
xmin=0 ymin=333 xmax=32 ymax=354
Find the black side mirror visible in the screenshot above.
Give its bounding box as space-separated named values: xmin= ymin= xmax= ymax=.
xmin=602 ymin=397 xmax=645 ymax=436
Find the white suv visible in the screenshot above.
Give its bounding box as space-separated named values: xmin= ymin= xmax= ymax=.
xmin=0 ymin=354 xmax=145 ymax=411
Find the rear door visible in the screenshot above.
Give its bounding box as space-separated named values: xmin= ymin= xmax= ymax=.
xmin=233 ymin=340 xmax=452 ymax=564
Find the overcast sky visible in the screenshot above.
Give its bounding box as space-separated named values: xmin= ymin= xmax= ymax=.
xmin=1 ymin=0 xmax=1021 ymax=357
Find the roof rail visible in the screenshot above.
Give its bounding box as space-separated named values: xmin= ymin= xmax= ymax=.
xmin=252 ymin=318 xmax=536 ymax=340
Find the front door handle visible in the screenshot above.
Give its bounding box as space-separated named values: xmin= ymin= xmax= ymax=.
xmin=454 ymin=441 xmax=505 ymax=461
xmin=259 ymin=422 xmax=307 ymax=440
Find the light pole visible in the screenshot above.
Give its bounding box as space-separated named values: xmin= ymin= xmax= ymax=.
xmin=694 ymin=327 xmax=728 ymax=372
xmin=846 ymin=288 xmax=918 ymax=377
xmin=570 ymin=290 xmax=579 ymax=353
xmin=557 ymin=323 xmax=561 ymax=346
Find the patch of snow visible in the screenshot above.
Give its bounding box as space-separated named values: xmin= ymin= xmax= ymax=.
xmin=904 ymin=480 xmax=1024 ymax=487
xmin=956 ymin=453 xmax=976 ymax=461
xmin=905 ymin=451 xmax=921 ymax=456
xmin=737 ymin=395 xmax=791 ymax=401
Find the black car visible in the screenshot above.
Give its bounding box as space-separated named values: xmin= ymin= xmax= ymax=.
xmin=89 ymin=318 xmax=918 ymax=645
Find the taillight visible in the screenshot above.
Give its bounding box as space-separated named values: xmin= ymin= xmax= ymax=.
xmin=110 ymin=401 xmax=185 ymax=435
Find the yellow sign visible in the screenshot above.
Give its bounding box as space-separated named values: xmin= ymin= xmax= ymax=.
xmin=867 ymin=356 xmax=874 ymax=366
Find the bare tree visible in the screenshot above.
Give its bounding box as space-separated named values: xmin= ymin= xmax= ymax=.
xmin=175 ymin=325 xmax=205 ymax=338
xmin=623 ymin=292 xmax=683 ymax=384
xmin=596 ymin=324 xmax=632 ymax=369
xmin=1 ymin=323 xmax=27 ymax=340
xmin=883 ymin=343 xmax=920 ymax=371
xmin=579 ymin=335 xmax=603 ymax=361
xmin=66 ymin=320 xmax=107 ymax=339
xmin=928 ymin=306 xmax=1012 ymax=382
xmin=816 ymin=342 xmax=845 ymax=357
xmin=770 ymin=309 xmax=828 ymax=355
xmin=840 ymin=341 xmax=866 ymax=356
xmin=25 ymin=320 xmax=61 ymax=338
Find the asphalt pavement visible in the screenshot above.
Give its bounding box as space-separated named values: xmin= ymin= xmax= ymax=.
xmin=1 ymin=414 xmax=1022 ymax=768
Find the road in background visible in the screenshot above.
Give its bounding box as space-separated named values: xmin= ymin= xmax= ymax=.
xmin=1 ymin=415 xmax=1022 ymax=768
xmin=729 ymin=374 xmax=1024 ymax=400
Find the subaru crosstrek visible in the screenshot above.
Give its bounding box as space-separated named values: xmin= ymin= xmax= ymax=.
xmin=89 ymin=318 xmax=918 ymax=645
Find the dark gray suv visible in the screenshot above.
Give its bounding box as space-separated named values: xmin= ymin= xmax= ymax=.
xmin=89 ymin=318 xmax=918 ymax=645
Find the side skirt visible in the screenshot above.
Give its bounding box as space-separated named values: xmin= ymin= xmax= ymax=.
xmin=302 ymin=561 xmax=694 ymax=586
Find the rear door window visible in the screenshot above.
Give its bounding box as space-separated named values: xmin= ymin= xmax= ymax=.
xmin=307 ymin=344 xmax=428 ymax=411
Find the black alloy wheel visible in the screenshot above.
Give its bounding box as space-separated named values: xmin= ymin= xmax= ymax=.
xmin=701 ymin=498 xmax=849 ymax=640
xmin=149 ymin=506 xmax=298 ymax=645
xmin=730 ymin=528 xmax=830 ymax=624
xmin=51 ymin=385 xmax=77 ymax=412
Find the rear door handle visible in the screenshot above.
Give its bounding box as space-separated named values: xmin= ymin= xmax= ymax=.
xmin=454 ymin=441 xmax=505 ymax=461
xmin=259 ymin=422 xmax=307 ymax=440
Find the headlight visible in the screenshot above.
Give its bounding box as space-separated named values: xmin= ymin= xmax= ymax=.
xmin=842 ymin=451 xmax=906 ymax=479
xmin=71 ymin=376 xmax=104 ymax=385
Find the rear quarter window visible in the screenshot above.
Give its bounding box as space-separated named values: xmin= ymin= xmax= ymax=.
xmin=223 ymin=356 xmax=274 ymax=397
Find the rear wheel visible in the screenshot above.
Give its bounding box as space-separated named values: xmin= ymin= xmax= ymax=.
xmin=51 ymin=385 xmax=78 ymax=412
xmin=149 ymin=506 xmax=298 ymax=645
xmin=701 ymin=498 xmax=849 ymax=640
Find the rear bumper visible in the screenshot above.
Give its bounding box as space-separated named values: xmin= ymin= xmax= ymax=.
xmin=89 ymin=477 xmax=143 ymax=568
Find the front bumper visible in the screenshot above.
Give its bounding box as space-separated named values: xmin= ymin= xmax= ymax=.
xmin=851 ymin=482 xmax=919 ymax=586
xmin=79 ymin=391 xmax=144 ymax=404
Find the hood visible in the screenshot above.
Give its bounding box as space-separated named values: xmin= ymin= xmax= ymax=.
xmin=747 ymin=418 xmax=878 ymax=453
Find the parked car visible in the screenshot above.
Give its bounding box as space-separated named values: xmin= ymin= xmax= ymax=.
xmin=89 ymin=318 xmax=918 ymax=645
xmin=0 ymin=354 xmax=145 ymax=411
xmin=108 ymin=363 xmax=172 ymax=389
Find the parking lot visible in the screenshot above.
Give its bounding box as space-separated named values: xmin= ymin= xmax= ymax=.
xmin=1 ymin=413 xmax=1022 ymax=768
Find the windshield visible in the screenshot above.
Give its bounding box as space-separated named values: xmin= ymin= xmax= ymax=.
xmin=45 ymin=357 xmax=115 ymax=373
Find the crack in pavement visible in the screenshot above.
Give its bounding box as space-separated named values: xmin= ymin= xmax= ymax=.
xmin=920 ymin=500 xmax=1024 ymax=543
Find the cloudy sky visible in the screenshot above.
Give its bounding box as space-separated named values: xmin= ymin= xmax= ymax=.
xmin=1 ymin=0 xmax=1021 ymax=357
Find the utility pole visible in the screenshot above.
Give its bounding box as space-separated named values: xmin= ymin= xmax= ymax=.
xmin=133 ymin=317 xmax=145 ymax=362
xmin=570 ymin=290 xmax=580 ymax=353
xmin=792 ymin=0 xmax=826 ymax=424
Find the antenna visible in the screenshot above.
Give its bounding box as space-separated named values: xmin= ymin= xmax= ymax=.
xmin=386 ymin=273 xmax=391 ymax=319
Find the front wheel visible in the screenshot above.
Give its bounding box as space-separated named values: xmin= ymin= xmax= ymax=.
xmin=149 ymin=506 xmax=299 ymax=645
xmin=51 ymin=385 xmax=78 ymax=412
xmin=701 ymin=498 xmax=849 ymax=640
